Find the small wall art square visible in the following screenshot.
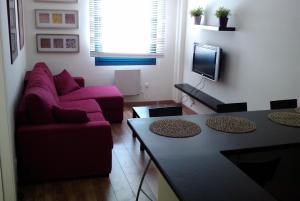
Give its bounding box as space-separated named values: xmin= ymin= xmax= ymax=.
xmin=35 ymin=0 xmax=77 ymax=3
xmin=35 ymin=10 xmax=78 ymax=29
xmin=7 ymin=0 xmax=18 ymax=64
xmin=36 ymin=34 xmax=79 ymax=53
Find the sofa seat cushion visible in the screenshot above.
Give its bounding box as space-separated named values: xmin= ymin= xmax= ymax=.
xmin=59 ymin=99 xmax=102 ymax=113
xmin=59 ymin=86 xmax=123 ymax=109
xmin=53 ymin=106 xmax=89 ymax=123
xmin=87 ymin=112 xmax=106 ymax=122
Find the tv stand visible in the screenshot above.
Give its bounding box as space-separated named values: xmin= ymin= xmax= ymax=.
xmin=175 ymin=83 xmax=224 ymax=111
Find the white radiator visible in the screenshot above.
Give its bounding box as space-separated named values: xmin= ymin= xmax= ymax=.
xmin=114 ymin=70 xmax=141 ymax=96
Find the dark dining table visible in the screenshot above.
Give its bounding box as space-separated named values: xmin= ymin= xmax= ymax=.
xmin=127 ymin=109 xmax=300 ymax=201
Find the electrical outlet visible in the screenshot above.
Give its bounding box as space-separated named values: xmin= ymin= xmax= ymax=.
xmin=144 ymin=82 xmax=149 ymax=88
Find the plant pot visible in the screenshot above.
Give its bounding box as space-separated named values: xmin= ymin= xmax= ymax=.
xmin=219 ymin=17 xmax=228 ymax=28
xmin=194 ymin=16 xmax=202 ymax=25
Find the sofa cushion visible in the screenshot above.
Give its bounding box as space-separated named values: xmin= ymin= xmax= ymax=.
xmin=25 ymin=87 xmax=58 ymax=124
xmin=16 ymin=97 xmax=29 ymax=125
xmin=34 ymin=62 xmax=54 ymax=81
xmin=53 ymin=106 xmax=89 ymax=123
xmin=27 ymin=64 xmax=59 ymax=102
xmin=54 ymin=70 xmax=80 ymax=95
xmin=24 ymin=63 xmax=55 ymax=92
xmin=59 ymin=86 xmax=123 ymax=109
xmin=59 ymin=99 xmax=102 ymax=113
xmin=87 ymin=112 xmax=106 ymax=122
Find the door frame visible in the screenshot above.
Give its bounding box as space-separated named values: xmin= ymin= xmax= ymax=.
xmin=0 ymin=6 xmax=17 ymax=200
xmin=0 ymin=29 xmax=7 ymax=201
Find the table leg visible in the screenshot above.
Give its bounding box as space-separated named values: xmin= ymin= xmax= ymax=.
xmin=140 ymin=143 xmax=145 ymax=151
xmin=136 ymin=159 xmax=152 ymax=201
xmin=132 ymin=109 xmax=138 ymax=138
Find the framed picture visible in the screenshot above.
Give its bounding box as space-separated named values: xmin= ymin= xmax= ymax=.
xmin=36 ymin=34 xmax=80 ymax=53
xmin=17 ymin=0 xmax=24 ymax=49
xmin=35 ymin=0 xmax=77 ymax=3
xmin=7 ymin=0 xmax=18 ymax=64
xmin=35 ymin=9 xmax=78 ymax=29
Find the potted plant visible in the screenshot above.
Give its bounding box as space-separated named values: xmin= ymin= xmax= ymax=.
xmin=190 ymin=7 xmax=204 ymax=25
xmin=215 ymin=7 xmax=231 ymax=28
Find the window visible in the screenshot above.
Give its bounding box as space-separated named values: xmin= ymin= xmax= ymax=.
xmin=89 ymin=0 xmax=166 ymax=65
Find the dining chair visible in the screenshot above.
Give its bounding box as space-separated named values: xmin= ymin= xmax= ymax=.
xmin=149 ymin=105 xmax=182 ymax=117
xmin=216 ymin=102 xmax=248 ymax=113
xmin=270 ymin=99 xmax=297 ymax=110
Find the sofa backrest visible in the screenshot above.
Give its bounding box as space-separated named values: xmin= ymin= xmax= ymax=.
xmin=30 ymin=62 xmax=58 ymax=101
xmin=25 ymin=86 xmax=59 ymax=124
xmin=18 ymin=62 xmax=59 ymax=124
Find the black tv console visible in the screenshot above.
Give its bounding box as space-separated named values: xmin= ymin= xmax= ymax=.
xmin=175 ymin=83 xmax=224 ymax=111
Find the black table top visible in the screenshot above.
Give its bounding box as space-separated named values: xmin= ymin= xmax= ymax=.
xmin=127 ymin=109 xmax=300 ymax=201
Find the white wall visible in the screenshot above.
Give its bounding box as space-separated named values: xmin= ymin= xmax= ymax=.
xmin=182 ymin=0 xmax=300 ymax=111
xmin=24 ymin=0 xmax=179 ymax=102
xmin=0 ymin=0 xmax=28 ymax=200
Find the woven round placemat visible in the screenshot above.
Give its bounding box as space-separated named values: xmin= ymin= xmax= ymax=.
xmin=206 ymin=116 xmax=256 ymax=134
xmin=149 ymin=119 xmax=201 ymax=138
xmin=268 ymin=112 xmax=300 ymax=127
xmin=295 ymin=107 xmax=300 ymax=114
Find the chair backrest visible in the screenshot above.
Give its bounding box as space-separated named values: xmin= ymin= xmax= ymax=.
xmin=216 ymin=102 xmax=247 ymax=113
xmin=270 ymin=99 xmax=297 ymax=110
xmin=149 ymin=106 xmax=182 ymax=117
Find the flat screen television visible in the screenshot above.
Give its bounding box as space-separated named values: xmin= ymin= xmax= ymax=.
xmin=192 ymin=44 xmax=222 ymax=81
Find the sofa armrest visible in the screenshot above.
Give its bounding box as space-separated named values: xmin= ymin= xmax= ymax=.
xmin=73 ymin=77 xmax=85 ymax=87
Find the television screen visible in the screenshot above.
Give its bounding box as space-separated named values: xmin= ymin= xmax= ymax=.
xmin=192 ymin=44 xmax=221 ymax=81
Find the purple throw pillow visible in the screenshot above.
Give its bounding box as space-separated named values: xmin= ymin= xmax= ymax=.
xmin=53 ymin=106 xmax=89 ymax=123
xmin=54 ymin=70 xmax=80 ymax=95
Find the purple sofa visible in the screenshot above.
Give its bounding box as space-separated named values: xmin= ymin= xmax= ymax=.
xmin=16 ymin=62 xmax=123 ymax=182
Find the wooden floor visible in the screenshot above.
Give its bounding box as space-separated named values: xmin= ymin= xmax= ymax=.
xmin=20 ymin=105 xmax=195 ymax=201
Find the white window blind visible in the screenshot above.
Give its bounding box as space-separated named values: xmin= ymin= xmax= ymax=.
xmin=89 ymin=0 xmax=166 ymax=58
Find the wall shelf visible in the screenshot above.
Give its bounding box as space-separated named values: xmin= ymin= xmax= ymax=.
xmin=175 ymin=83 xmax=224 ymax=111
xmin=198 ymin=25 xmax=236 ymax=31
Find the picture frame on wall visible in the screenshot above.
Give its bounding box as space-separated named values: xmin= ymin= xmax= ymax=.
xmin=35 ymin=9 xmax=79 ymax=29
xmin=7 ymin=0 xmax=18 ymax=64
xmin=36 ymin=34 xmax=80 ymax=53
xmin=35 ymin=0 xmax=78 ymax=3
xmin=17 ymin=0 xmax=24 ymax=49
